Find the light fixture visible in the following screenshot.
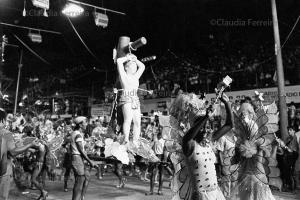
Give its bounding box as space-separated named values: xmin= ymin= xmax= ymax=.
xmin=93 ymin=10 xmax=108 ymax=28
xmin=28 ymin=30 xmax=42 ymax=43
xmin=32 ymin=0 xmax=49 ymax=17
xmin=1 ymin=35 xmax=8 ymax=62
xmin=23 ymin=0 xmax=27 ymax=17
xmin=62 ymin=3 xmax=84 ymax=17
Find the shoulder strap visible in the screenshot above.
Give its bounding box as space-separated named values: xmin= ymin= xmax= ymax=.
xmin=0 ymin=135 xmax=8 ymax=176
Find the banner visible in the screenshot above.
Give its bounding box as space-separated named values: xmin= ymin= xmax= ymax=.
xmin=91 ymin=103 xmax=111 ymax=117
xmin=141 ymin=98 xmax=172 ymax=114
xmin=205 ymin=85 xmax=300 ymax=104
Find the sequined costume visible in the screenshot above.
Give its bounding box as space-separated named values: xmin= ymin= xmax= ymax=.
xmin=160 ymin=93 xmax=232 ymax=200
xmin=187 ymin=141 xmax=225 ymax=200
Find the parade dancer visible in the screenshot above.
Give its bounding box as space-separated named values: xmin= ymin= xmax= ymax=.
xmin=62 ymin=131 xmax=73 ymax=192
xmin=145 ymin=129 xmax=168 ymax=196
xmin=182 ymin=92 xmax=233 ymax=200
xmin=29 ymin=141 xmax=49 ymax=200
xmin=114 ymin=161 xmax=126 ymax=188
xmin=116 ymin=54 xmax=145 ymax=144
xmin=216 ymin=129 xmax=238 ymax=198
xmin=0 ymin=108 xmax=40 ymax=200
xmin=70 ymin=117 xmax=96 ymax=200
xmin=226 ymin=101 xmax=281 ymax=200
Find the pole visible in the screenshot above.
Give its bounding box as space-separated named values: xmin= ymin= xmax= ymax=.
xmin=14 ymin=50 xmax=23 ymax=115
xmin=271 ymin=0 xmax=288 ymax=141
xmin=0 ymin=24 xmax=3 ymax=108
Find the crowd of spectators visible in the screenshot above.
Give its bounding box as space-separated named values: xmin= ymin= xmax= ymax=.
xmin=141 ymin=39 xmax=300 ymax=99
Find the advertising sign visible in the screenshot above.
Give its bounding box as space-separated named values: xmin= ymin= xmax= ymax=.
xmin=205 ymin=85 xmax=300 ymax=104
xmin=91 ymin=103 xmax=111 ymax=117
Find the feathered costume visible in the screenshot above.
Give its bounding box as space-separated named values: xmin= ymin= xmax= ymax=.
xmin=221 ymin=102 xmax=281 ymax=200
xmin=160 ymin=93 xmax=226 ymax=200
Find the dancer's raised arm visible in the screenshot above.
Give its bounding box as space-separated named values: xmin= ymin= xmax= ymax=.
xmin=116 ymin=56 xmax=128 ymax=79
xmin=134 ymin=59 xmax=145 ymax=79
xmin=212 ymin=93 xmax=233 ymax=142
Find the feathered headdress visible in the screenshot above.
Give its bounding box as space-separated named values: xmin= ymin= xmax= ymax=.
xmin=169 ymin=93 xmax=206 ymax=127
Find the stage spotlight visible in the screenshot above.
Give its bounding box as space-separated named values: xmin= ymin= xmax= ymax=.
xmin=62 ymin=3 xmax=84 ymax=17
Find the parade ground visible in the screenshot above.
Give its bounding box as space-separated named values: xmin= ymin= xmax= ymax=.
xmin=9 ymin=170 xmax=300 ymax=200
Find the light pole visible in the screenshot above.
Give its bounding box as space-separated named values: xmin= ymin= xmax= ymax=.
xmin=14 ymin=50 xmax=23 ymax=115
xmin=270 ymin=0 xmax=288 ymax=141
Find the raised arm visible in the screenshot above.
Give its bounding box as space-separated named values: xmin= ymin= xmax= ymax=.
xmin=211 ymin=94 xmax=233 ymax=142
xmin=116 ymin=56 xmax=128 ymax=78
xmin=8 ymin=138 xmax=40 ymax=157
xmin=134 ymin=59 xmax=145 ymax=79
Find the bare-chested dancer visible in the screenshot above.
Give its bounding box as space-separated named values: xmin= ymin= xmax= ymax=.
xmin=116 ymin=54 xmax=145 ymax=144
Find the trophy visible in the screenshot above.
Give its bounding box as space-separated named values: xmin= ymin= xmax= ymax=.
xmin=213 ymin=75 xmax=232 ymax=105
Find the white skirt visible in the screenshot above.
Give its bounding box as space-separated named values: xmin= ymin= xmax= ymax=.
xmin=229 ymin=174 xmax=276 ymax=200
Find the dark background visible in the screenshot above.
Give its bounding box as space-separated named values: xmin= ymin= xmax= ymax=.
xmin=0 ymin=0 xmax=299 ymax=98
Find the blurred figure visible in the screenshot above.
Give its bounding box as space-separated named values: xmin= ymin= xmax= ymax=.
xmin=289 ymin=127 xmax=300 ymax=190
xmin=288 ymin=102 xmax=296 ymax=128
xmin=278 ymin=127 xmax=298 ymax=192
xmin=216 ymin=129 xmax=238 ymax=198
xmin=62 ymin=130 xmax=72 ymax=192
xmin=145 ymin=128 xmax=167 ymax=196
xmin=0 ymin=109 xmax=39 ymax=200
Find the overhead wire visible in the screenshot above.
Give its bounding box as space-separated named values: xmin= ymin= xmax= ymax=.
xmin=13 ymin=34 xmax=51 ymax=65
xmin=66 ymin=16 xmax=102 ymax=64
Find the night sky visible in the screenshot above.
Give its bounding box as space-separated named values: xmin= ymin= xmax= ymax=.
xmin=0 ymin=0 xmax=299 ymax=95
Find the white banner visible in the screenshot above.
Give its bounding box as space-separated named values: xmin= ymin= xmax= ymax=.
xmin=91 ymin=103 xmax=111 ymax=117
xmin=141 ymin=98 xmax=172 ymax=114
xmin=205 ymin=85 xmax=300 ymax=104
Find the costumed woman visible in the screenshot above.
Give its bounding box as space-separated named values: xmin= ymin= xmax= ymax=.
xmin=158 ymin=88 xmax=231 ymax=200
xmin=225 ymin=98 xmax=282 ymax=200
xmin=158 ymin=76 xmax=233 ymax=200
xmin=181 ymin=92 xmax=233 ymax=200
